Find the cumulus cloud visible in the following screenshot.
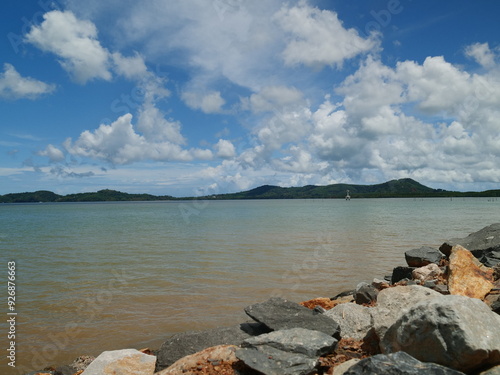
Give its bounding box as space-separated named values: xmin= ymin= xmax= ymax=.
xmin=64 ymin=114 xmax=213 ymax=164
xmin=275 ymin=2 xmax=378 ymax=69
xmin=214 ymin=139 xmax=236 ymax=159
xmin=25 ymin=10 xmax=112 ymax=83
xmin=465 ymin=42 xmax=496 ymax=69
xmin=246 ymin=85 xmax=304 ymax=113
xmin=182 ymin=91 xmax=226 ymax=113
xmin=0 ymin=63 xmax=55 ymax=99
xmin=38 ymin=144 xmax=65 ymax=162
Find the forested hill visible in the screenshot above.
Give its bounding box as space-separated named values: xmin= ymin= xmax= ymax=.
xmin=1 ymin=179 xmax=499 ymax=203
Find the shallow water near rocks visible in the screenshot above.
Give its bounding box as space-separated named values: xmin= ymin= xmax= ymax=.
xmin=1 ymin=197 xmax=498 ymax=372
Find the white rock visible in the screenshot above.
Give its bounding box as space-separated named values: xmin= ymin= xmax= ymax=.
xmin=81 ymin=349 xmax=156 ymax=375
xmin=325 ymin=303 xmax=373 ymax=340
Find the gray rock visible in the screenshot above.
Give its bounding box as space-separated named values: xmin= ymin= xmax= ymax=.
xmin=354 ymin=282 xmax=378 ymax=305
xmin=372 ymin=285 xmax=441 ymax=345
xmin=333 ymin=358 xmax=360 ymax=375
xmin=55 ymin=365 xmax=77 ymax=375
xmin=155 ymin=323 xmax=269 ymax=371
xmin=242 ymin=328 xmax=337 ymax=358
xmin=81 ymin=349 xmax=156 ymax=375
xmin=391 ymin=266 xmax=416 ymax=284
xmin=405 ymin=246 xmax=444 ymax=267
xmin=324 ymin=303 xmax=373 ymax=340
xmin=382 ymin=295 xmax=500 ymax=373
xmin=343 ymin=351 xmax=465 ymax=375
xmin=440 ymin=223 xmax=500 ymax=267
xmin=236 ymin=346 xmax=317 ymax=375
xmin=244 ymin=297 xmax=341 ymax=338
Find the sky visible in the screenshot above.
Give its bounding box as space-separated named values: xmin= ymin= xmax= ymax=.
xmin=1 ymin=0 xmax=500 ymax=196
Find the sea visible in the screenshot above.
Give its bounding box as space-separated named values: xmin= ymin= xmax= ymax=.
xmin=0 ymin=197 xmax=499 ymax=373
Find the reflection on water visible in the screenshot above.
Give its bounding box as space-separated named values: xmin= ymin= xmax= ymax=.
xmin=1 ymin=198 xmax=499 ymax=371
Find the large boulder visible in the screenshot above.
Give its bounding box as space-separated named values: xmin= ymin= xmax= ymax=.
xmin=372 ymin=285 xmax=441 ymax=345
xmin=343 ymin=351 xmax=465 ymax=375
xmin=324 ymin=303 xmax=373 ymax=340
xmin=382 ymin=295 xmax=500 ymax=373
xmin=244 ymin=297 xmax=341 ymax=338
xmin=448 ymin=245 xmax=494 ymax=299
xmin=236 ymin=328 xmax=337 ymax=375
xmin=440 ymin=223 xmax=500 ymax=267
xmin=154 ymin=323 xmax=268 ymax=371
xmin=405 ymin=246 xmax=444 ymax=267
xmin=81 ymin=349 xmax=156 ymax=375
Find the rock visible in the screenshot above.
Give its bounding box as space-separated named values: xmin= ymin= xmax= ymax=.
xmin=343 ymin=351 xmax=465 ymax=375
xmin=481 ymin=365 xmax=500 ymax=375
xmin=324 ymin=303 xmax=373 ymax=340
xmin=236 ymin=346 xmax=317 ymax=375
xmin=391 ymin=266 xmax=415 ymax=284
xmin=300 ymin=297 xmax=337 ymax=310
xmin=371 ymin=278 xmax=390 ymax=290
xmin=155 ymin=345 xmax=240 ymax=375
xmin=81 ymin=349 xmax=156 ymax=375
xmin=332 ymin=358 xmax=360 ymax=375
xmin=494 ymin=264 xmax=500 ymax=280
xmin=440 ymin=223 xmax=500 ymax=266
xmin=382 ymin=295 xmax=500 ymax=373
xmin=412 ymin=263 xmax=443 ymax=282
xmin=236 ymin=328 xmax=336 ymax=375
xmin=405 ymin=246 xmax=444 ymax=267
xmin=448 ymin=245 xmax=494 ymax=299
xmin=244 ymin=297 xmax=341 ymax=338
xmin=354 ymin=282 xmax=378 ymax=305
xmin=71 ymin=355 xmax=95 ymax=371
xmin=54 ymin=365 xmax=77 ymax=375
xmin=372 ymin=285 xmax=441 ymax=345
xmin=155 ymin=324 xmax=269 ymax=371
xmin=242 ymin=328 xmax=338 ymax=358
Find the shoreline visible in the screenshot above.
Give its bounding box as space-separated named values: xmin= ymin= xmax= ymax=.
xmin=19 ymin=223 xmax=500 ymax=375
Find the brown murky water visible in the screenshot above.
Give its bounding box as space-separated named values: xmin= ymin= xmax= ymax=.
xmin=1 ymin=198 xmax=498 ymax=373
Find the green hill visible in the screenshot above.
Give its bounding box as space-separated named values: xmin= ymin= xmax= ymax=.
xmin=1 ymin=179 xmax=499 ymax=203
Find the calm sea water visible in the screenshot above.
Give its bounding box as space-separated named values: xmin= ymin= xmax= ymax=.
xmin=1 ymin=198 xmax=499 ymax=372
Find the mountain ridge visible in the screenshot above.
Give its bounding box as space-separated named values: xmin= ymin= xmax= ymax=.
xmin=1 ymin=179 xmax=499 ymax=203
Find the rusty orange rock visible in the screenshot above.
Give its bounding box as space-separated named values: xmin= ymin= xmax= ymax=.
xmin=448 ymin=245 xmax=494 ymax=300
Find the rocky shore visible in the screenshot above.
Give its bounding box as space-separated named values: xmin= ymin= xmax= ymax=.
xmin=27 ymin=224 xmax=500 ymax=375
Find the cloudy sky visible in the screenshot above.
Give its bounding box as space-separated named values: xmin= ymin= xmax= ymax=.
xmin=1 ymin=0 xmax=500 ymax=196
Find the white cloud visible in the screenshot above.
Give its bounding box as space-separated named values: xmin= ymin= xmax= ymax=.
xmin=247 ymin=85 xmax=304 ymax=113
xmin=182 ymin=91 xmax=226 ymax=114
xmin=0 ymin=63 xmax=55 ymax=99
xmin=465 ymin=42 xmax=496 ymax=69
xmin=38 ymin=144 xmax=65 ymax=162
xmin=25 ymin=10 xmax=112 ymax=83
xmin=64 ymin=113 xmax=213 ymax=165
xmin=112 ymin=52 xmax=148 ymax=79
xmin=214 ymin=139 xmax=236 ymax=159
xmin=275 ymin=2 xmax=378 ymax=69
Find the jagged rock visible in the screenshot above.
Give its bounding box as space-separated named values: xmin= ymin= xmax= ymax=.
xmin=156 ymin=345 xmax=240 ymax=375
xmin=412 ymin=263 xmax=443 ymax=282
xmin=242 ymin=328 xmax=337 ymax=357
xmin=244 ymin=297 xmax=341 ymax=338
xmin=440 ymin=223 xmax=500 ymax=267
xmin=324 ymin=303 xmax=373 ymax=340
xmin=391 ymin=266 xmax=416 ymax=284
xmin=371 ymin=278 xmax=390 ymax=289
xmin=354 ymin=282 xmax=378 ymax=305
xmin=236 ymin=328 xmax=336 ymax=375
xmin=54 ymin=365 xmax=77 ymax=375
xmin=343 ymin=351 xmax=465 ymax=375
xmin=155 ymin=323 xmax=269 ymax=371
xmin=81 ymin=349 xmax=156 ymax=375
xmin=382 ymin=295 xmax=500 ymax=373
xmin=372 ymin=285 xmax=441 ymax=345
xmin=448 ymin=245 xmax=494 ymax=299
xmin=405 ymin=246 xmax=444 ymax=267
xmin=333 ymin=358 xmax=360 ymax=375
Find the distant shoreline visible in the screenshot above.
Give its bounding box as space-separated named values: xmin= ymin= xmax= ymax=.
xmin=1 ymin=178 xmax=499 ymax=203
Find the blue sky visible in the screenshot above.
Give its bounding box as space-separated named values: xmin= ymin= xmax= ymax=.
xmin=1 ymin=0 xmax=500 ymax=196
